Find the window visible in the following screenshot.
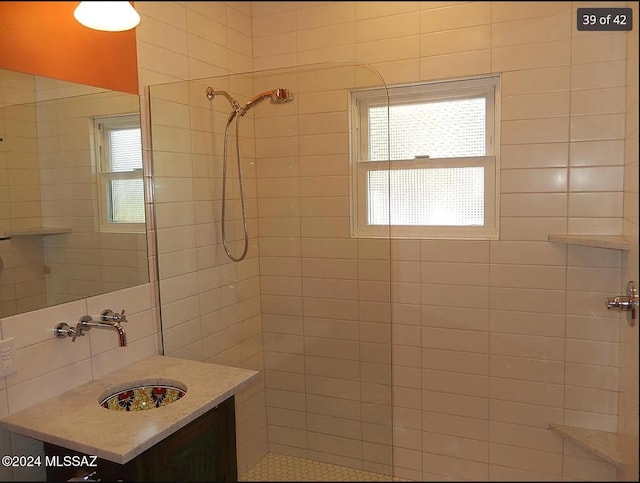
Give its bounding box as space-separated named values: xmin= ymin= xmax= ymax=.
xmin=94 ymin=114 xmax=145 ymax=232
xmin=350 ymin=76 xmax=500 ymax=239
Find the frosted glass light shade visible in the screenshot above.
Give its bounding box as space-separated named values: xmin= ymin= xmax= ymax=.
xmin=73 ymin=1 xmax=141 ymax=32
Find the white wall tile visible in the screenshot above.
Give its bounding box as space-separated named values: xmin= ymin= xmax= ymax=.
xmin=129 ymin=2 xmax=640 ymax=480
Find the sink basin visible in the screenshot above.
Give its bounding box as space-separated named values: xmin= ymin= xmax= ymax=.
xmin=99 ymin=379 xmax=186 ymax=411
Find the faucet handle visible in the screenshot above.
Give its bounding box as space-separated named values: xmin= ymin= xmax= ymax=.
xmin=71 ymin=323 xmax=84 ymax=342
xmin=101 ymin=309 xmax=127 ymax=323
xmin=54 ymin=322 xmax=79 ymax=341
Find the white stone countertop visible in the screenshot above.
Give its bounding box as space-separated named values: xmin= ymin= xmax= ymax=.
xmin=0 ymin=355 xmax=258 ymax=464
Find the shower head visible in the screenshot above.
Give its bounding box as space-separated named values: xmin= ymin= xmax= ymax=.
xmin=244 ymin=88 xmax=293 ymax=111
xmin=207 ymin=86 xmax=293 ymax=123
xmin=269 ymin=88 xmax=294 ymax=104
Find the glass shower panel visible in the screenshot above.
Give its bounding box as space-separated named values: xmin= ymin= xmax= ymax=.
xmin=149 ymin=62 xmax=391 ymax=479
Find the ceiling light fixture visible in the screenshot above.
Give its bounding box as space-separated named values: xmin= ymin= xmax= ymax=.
xmin=73 ymin=1 xmax=140 ymax=32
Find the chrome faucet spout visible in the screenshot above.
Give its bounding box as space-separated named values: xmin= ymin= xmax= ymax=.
xmin=55 ymin=311 xmax=128 ymax=346
xmin=113 ymin=323 xmax=127 ymax=347
xmin=78 ymin=316 xmax=127 ymax=347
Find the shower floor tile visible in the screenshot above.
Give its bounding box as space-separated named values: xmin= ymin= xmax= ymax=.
xmin=240 ymin=453 xmax=402 ymax=482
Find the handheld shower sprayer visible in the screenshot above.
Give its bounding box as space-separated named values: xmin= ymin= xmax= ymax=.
xmin=205 ymin=86 xmax=294 ymax=262
xmin=244 ymin=88 xmax=294 ymax=111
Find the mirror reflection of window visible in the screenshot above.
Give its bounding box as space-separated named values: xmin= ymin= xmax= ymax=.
xmin=0 ymin=67 xmax=149 ymax=318
xmin=94 ymin=114 xmax=145 ymax=232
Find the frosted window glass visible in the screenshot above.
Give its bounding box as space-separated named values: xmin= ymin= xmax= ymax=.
xmin=109 ymin=179 xmax=145 ymax=224
xmin=351 ymin=76 xmax=498 ymax=237
xmin=369 ymin=97 xmax=486 ymax=161
xmin=367 ymin=167 xmax=484 ymax=226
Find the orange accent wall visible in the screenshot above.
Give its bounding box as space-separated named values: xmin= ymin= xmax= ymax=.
xmin=0 ymin=1 xmax=138 ymax=94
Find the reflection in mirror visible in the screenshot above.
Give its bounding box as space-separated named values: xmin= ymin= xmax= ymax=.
xmin=0 ymin=68 xmax=148 ymax=318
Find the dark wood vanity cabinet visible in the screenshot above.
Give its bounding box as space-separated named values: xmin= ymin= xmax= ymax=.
xmin=44 ymin=396 xmax=237 ymax=482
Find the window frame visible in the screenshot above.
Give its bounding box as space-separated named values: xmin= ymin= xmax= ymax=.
xmin=93 ymin=114 xmax=145 ymax=233
xmin=350 ymin=75 xmax=501 ymax=239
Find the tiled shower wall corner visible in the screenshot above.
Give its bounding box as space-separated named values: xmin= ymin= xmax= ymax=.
xmin=619 ymin=1 xmax=639 ymax=480
xmin=1 ymin=3 xmax=264 ymax=482
xmin=250 ymin=2 xmax=635 ymax=481
xmin=253 ymin=64 xmax=395 ymax=476
xmin=150 ymin=74 xmax=267 ymax=475
xmin=0 ymin=2 xmax=636 ymax=482
xmin=137 ymin=2 xmax=267 ymax=475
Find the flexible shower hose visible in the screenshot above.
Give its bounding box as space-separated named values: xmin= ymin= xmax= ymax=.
xmin=221 ymin=115 xmax=249 ymax=262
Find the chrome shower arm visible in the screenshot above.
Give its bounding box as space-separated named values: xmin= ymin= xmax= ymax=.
xmin=206 ymin=87 xmax=241 ymax=111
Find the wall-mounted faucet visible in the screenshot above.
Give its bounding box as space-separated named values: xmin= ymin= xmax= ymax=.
xmin=54 ymin=309 xmax=128 ymax=346
xmin=606 ymin=281 xmax=638 ymax=326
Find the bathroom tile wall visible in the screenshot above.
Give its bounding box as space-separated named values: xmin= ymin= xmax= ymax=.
xmin=255 ymin=63 xmax=395 ymax=475
xmin=0 ymin=283 xmax=160 ymax=481
xmin=136 ymin=1 xmax=267 ymax=476
xmin=252 ymin=1 xmax=635 ymax=481
xmin=150 ymin=72 xmax=267 ymax=475
xmin=0 ymin=73 xmax=147 ymax=319
xmin=1 ymin=2 xmax=636 ymax=482
xmin=0 ymin=75 xmax=40 ymax=233
xmin=0 ymin=69 xmax=47 ymax=317
xmin=1 ymin=2 xmax=264 ymax=481
xmin=36 ymin=88 xmax=148 ymax=307
xmin=619 ymin=1 xmax=639 ymax=480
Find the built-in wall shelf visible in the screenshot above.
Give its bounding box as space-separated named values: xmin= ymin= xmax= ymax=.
xmin=548 ymin=234 xmax=631 ymax=251
xmin=549 ymin=424 xmax=623 ymax=468
xmin=2 ymin=227 xmax=72 ymax=238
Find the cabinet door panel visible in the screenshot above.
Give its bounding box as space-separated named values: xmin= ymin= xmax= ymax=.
xmin=134 ymin=397 xmax=237 ymax=482
xmin=44 ymin=396 xmax=237 ymax=482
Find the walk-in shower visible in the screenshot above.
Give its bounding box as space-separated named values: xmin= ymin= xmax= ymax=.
xmin=206 ymin=86 xmax=294 ymax=262
xmin=152 ymin=61 xmax=392 ymax=480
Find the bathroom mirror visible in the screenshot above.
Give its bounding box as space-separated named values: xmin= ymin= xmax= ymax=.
xmin=0 ymin=67 xmax=149 ymax=318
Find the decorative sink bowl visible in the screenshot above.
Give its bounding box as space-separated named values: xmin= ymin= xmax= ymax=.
xmin=99 ymin=379 xmax=187 ymax=411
